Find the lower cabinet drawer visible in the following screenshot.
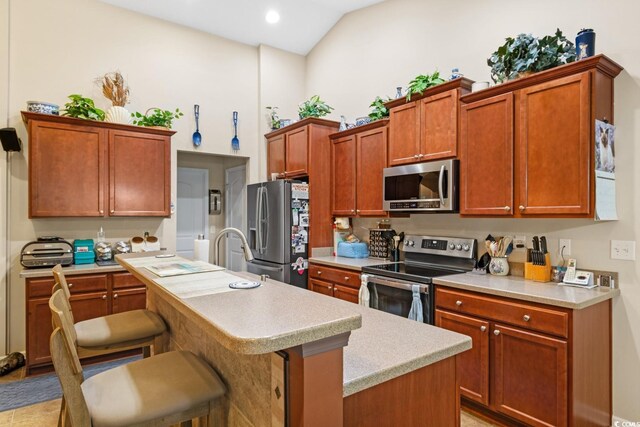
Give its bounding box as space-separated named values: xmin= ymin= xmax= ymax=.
xmin=27 ymin=273 xmax=109 ymax=298
xmin=308 ymin=264 xmax=360 ymax=288
xmin=112 ymin=272 xmax=144 ymax=289
xmin=436 ymin=287 xmax=569 ymax=338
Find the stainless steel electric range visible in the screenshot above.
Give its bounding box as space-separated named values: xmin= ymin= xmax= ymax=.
xmin=361 ymin=235 xmax=477 ymax=324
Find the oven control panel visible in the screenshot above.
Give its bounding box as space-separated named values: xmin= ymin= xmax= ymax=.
xmin=403 ymin=235 xmax=476 ymax=259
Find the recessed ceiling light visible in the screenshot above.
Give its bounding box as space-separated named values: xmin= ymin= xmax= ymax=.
xmin=265 ymin=10 xmax=280 ymax=24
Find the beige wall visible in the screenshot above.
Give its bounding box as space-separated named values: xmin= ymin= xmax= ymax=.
xmin=0 ymin=0 xmax=8 ymax=354
xmin=258 ymin=45 xmax=306 ymax=180
xmin=6 ymin=0 xmax=262 ymax=352
xmin=306 ymin=0 xmax=640 ymax=419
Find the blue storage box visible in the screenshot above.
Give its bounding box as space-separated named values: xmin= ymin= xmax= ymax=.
xmin=337 ymin=241 xmax=369 ymax=258
xmin=73 ymin=239 xmax=95 ymax=264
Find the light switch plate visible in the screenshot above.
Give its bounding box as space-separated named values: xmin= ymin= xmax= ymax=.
xmin=611 ymin=240 xmax=636 ymax=261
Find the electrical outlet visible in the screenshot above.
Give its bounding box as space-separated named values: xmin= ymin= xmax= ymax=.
xmin=513 ymin=235 xmax=526 ymax=250
xmin=559 ymin=239 xmax=571 ymax=256
xmin=611 ymin=240 xmax=636 ymax=261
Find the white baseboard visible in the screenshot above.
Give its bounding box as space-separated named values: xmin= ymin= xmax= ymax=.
xmin=612 ymin=415 xmax=637 ymax=426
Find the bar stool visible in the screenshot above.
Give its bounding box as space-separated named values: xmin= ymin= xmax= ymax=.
xmin=51 ymin=264 xmax=166 ymax=358
xmin=50 ymin=289 xmax=226 ymax=427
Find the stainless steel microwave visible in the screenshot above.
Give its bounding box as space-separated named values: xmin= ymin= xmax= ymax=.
xmin=383 ymin=159 xmax=459 ymax=212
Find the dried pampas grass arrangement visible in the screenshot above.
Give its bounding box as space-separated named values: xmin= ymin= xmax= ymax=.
xmin=97 ymin=71 xmax=130 ymax=107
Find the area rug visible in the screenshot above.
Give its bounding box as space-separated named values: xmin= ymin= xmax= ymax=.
xmin=0 ymin=355 xmax=141 ymax=412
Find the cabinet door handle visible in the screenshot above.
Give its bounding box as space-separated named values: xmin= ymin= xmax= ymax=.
xmin=419 ymin=154 xmax=424 ymax=158
xmin=494 ymin=329 xmax=500 ymax=336
xmin=344 ymin=276 xmax=349 ymax=281
xmin=328 ymin=285 xmax=333 ymax=290
xmin=113 ymin=293 xmax=118 ymax=299
xmin=519 ymin=205 xmax=526 ymax=211
xmin=356 ymin=209 xmax=360 ymax=213
xmin=480 ymin=326 xmax=487 ymax=332
xmin=413 ymin=154 xmax=419 ymax=159
xmin=68 ymin=283 xmax=73 ymax=288
xmin=504 ymin=206 xmax=511 ymax=211
xmin=317 ymin=271 xmax=322 ymax=275
xmin=455 ymin=300 xmax=462 ymax=306
xmin=110 ymin=210 xmax=115 ymax=214
xmin=523 ymin=314 xmax=531 ymax=322
xmin=99 ymin=210 xmax=104 ymax=215
xmin=102 ymin=294 xmax=107 ymax=300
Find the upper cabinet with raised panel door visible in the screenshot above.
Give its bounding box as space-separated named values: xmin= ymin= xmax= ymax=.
xmin=459 ymin=55 xmax=623 ymax=217
xmin=265 ymin=118 xmax=339 ymax=249
xmin=265 ymin=118 xmax=339 ymax=180
xmin=385 ymin=78 xmax=473 ymax=166
xmin=330 ymin=120 xmax=388 ymax=217
xmin=23 ymin=112 xmax=174 ymax=218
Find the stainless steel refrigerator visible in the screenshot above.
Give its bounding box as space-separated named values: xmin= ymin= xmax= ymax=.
xmin=246 ymin=180 xmax=309 ymax=288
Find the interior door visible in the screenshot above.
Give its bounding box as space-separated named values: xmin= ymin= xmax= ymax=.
xmin=225 ymin=165 xmax=247 ymax=271
xmin=176 ymin=167 xmax=209 ymax=259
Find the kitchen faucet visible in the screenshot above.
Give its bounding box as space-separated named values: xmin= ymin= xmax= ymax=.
xmin=213 ymin=227 xmax=254 ymax=267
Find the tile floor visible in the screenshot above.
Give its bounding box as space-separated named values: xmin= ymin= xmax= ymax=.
xmin=0 ymin=366 xmax=496 ymax=426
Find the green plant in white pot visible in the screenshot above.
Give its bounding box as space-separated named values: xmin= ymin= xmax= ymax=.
xmin=487 ymin=29 xmax=577 ymax=83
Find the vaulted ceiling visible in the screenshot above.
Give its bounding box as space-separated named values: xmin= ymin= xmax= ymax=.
xmin=100 ymin=0 xmax=385 ymax=55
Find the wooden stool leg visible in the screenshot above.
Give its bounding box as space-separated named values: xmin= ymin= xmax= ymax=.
xmin=57 ymin=397 xmax=66 ymax=427
xmin=207 ymin=399 xmax=225 ymax=427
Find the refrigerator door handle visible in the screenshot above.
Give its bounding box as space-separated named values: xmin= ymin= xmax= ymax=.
xmin=256 ymin=187 xmax=263 ymax=254
xmin=262 ymin=187 xmax=269 ymax=253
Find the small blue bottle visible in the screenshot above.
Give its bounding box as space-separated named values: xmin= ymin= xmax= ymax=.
xmin=450 ymin=68 xmax=463 ymax=80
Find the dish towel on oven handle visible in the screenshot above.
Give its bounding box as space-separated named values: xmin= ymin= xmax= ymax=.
xmin=358 ymin=274 xmax=370 ymax=307
xmin=407 ymin=284 xmax=424 ymax=322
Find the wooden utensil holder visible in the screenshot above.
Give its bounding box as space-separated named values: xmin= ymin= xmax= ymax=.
xmin=524 ymin=253 xmax=552 ymax=282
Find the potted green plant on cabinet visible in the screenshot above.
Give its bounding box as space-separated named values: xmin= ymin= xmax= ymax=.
xmin=487 ymin=29 xmax=577 ymax=83
xmin=298 ymin=95 xmax=334 ymax=119
xmin=61 ymin=95 xmax=105 ymax=121
xmin=131 ymin=108 xmax=184 ymax=129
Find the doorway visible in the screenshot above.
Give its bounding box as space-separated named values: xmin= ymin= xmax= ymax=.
xmin=225 ymin=165 xmax=247 ymax=271
xmin=176 ymin=167 xmax=209 ymax=260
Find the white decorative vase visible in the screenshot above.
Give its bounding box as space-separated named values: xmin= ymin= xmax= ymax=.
xmin=105 ymin=106 xmax=131 ymax=124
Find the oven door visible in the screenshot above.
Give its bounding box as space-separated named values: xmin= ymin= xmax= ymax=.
xmin=366 ymin=275 xmax=434 ymax=324
xmin=383 ymin=159 xmax=458 ymax=212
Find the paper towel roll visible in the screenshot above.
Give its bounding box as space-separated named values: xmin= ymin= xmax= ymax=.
xmin=194 ymin=238 xmax=210 ymax=263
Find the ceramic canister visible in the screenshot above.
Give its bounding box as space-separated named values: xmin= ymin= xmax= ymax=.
xmin=576 ymin=29 xmax=595 ymax=60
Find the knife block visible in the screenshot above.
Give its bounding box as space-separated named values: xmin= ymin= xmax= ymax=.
xmin=524 ymin=253 xmax=552 ymax=282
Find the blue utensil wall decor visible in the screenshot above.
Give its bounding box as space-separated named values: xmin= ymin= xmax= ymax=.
xmin=192 ymin=104 xmax=202 ymax=147
xmin=232 ymin=111 xmax=240 ymax=151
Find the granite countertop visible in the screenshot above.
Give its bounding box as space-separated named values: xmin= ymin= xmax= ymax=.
xmin=309 ymin=256 xmax=390 ymax=271
xmin=20 ymin=263 xmax=126 ymax=278
xmin=117 ymin=253 xmax=471 ymax=396
xmin=433 ymin=273 xmax=620 ymax=309
xmin=117 ymin=253 xmax=363 ymax=355
xmin=342 ymin=305 xmax=471 ymax=396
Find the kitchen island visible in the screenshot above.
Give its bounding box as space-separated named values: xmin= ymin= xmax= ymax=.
xmin=117 ymin=253 xmax=471 ymax=427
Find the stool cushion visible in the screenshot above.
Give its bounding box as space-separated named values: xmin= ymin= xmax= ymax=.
xmin=74 ymin=309 xmax=166 ymax=348
xmin=81 ymin=350 xmax=225 ymax=427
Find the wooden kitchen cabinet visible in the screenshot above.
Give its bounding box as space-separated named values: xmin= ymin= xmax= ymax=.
xmin=308 ymin=263 xmax=361 ymax=303
xmin=23 ymin=112 xmax=174 ymax=218
xmin=265 ymin=118 xmax=339 ymax=180
xmin=435 ymin=286 xmax=611 ymax=427
xmin=330 ymin=120 xmax=388 ymax=217
xmin=108 ymin=129 xmax=171 ymax=216
xmin=435 ymin=310 xmax=489 ymax=406
xmin=265 ymin=118 xmax=340 ymax=249
xmin=459 ymin=55 xmax=623 ymax=217
xmin=386 ymin=79 xmax=472 ymax=166
xmin=25 ymin=270 xmax=146 ymax=375
xmin=460 ymin=93 xmax=514 ymax=216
